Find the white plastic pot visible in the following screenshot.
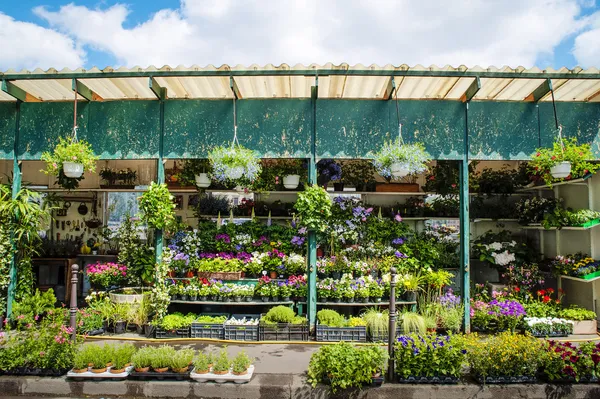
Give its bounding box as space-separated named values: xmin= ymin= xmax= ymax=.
xmin=550 ymin=161 xmax=572 ymax=179
xmin=283 ymin=174 xmax=300 ymax=189
xmin=63 ymin=162 xmax=84 ymax=178
xmin=195 ymin=173 xmax=211 ymax=188
xmin=390 ymin=162 xmax=411 ymax=178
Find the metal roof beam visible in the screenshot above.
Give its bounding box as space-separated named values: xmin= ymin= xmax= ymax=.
xmin=149 ymin=77 xmax=167 ymax=100
xmin=230 ymin=76 xmax=242 ymax=99
xmin=1 ymin=80 xmax=42 ymax=102
xmin=72 ymin=79 xmax=103 ymax=101
xmin=385 ymin=77 xmax=396 ymax=100
xmin=525 ymin=78 xmax=552 ymax=102
xmin=460 ymin=77 xmax=481 ymax=102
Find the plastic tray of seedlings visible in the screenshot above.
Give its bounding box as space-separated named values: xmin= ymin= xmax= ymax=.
xmin=67 ymin=366 xmax=133 ymax=380
xmin=190 ymin=365 xmax=255 ymax=384
xmin=474 ymin=375 xmax=537 ymax=384
xmin=154 ymin=327 xmax=190 ymax=339
xmin=396 ymin=375 xmax=460 ymax=384
xmin=128 ymin=369 xmax=191 ymax=381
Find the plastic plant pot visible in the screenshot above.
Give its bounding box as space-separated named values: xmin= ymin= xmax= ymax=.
xmin=283 ymin=175 xmax=300 ymax=189
xmin=63 ymin=162 xmax=84 ymax=178
xmin=195 ymin=173 xmax=211 ymax=188
xmin=550 ymin=161 xmax=572 ymax=179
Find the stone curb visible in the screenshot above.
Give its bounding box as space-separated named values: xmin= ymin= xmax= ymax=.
xmin=2 ymin=375 xmax=600 ymax=399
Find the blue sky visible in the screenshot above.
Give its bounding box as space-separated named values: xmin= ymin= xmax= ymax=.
xmin=1 ymin=0 xmax=600 ymax=71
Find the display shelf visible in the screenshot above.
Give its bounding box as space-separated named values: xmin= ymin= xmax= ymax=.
xmin=196 ymin=214 xmax=293 ymax=220
xmin=471 ymin=218 xmax=519 ymax=223
xmin=170 ymin=300 xmax=293 ymax=306
xmin=520 ymin=224 xmax=600 ymax=231
xmin=518 ymin=174 xmax=593 ymax=192
xmin=297 ymin=301 xmax=416 ymax=306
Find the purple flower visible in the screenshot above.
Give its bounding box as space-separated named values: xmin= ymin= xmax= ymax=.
xmin=291 ymin=236 xmax=306 ymax=246
xmin=215 ymin=233 xmax=231 ymax=243
xmin=392 ymin=238 xmax=404 ymax=245
xmin=394 ymin=251 xmax=407 ymax=258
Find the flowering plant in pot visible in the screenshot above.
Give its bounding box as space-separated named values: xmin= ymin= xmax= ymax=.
xmin=372 ymin=138 xmax=430 ymax=180
xmin=530 ymin=137 xmax=598 ymax=187
xmin=208 ymin=145 xmax=261 ymax=188
xmin=87 ymin=262 xmax=127 ymax=289
xmin=275 ymin=159 xmax=306 ymax=190
xmin=41 ymin=137 xmax=99 ymax=189
xmin=316 ymin=159 xmax=342 ymax=188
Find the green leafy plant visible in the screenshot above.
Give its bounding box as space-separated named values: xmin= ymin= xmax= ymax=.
xmin=170 ymin=349 xmax=195 ymax=371
xmin=139 ymin=182 xmax=176 ymax=230
xmin=294 ymin=185 xmax=332 ymax=232
xmin=212 ymin=348 xmax=231 ymax=373
xmin=317 ymin=309 xmax=346 ymax=327
xmin=362 ymin=308 xmax=389 ymax=341
xmin=150 ymin=345 xmax=176 ymax=370
xmin=395 ymin=334 xmax=467 ymax=379
xmin=399 ymin=312 xmax=426 ymax=334
xmin=131 ymin=346 xmax=154 ymax=370
xmin=232 ymin=351 xmax=253 ymax=374
xmin=41 ymin=136 xmax=99 ymax=189
xmin=112 ymin=343 xmax=136 ymax=370
xmin=372 ymin=138 xmax=430 ymax=181
xmin=263 ymin=305 xmax=296 ymax=324
xmin=193 ymin=352 xmax=211 ymax=373
xmin=209 ymin=145 xmax=261 ymax=186
xmin=559 ymin=306 xmax=597 ymax=321
xmin=530 ymin=137 xmax=599 ymax=187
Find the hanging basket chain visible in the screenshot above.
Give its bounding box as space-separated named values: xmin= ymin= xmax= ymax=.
xmin=231 ymin=92 xmax=240 ymax=149
xmin=72 ymin=81 xmax=79 ymax=143
xmin=395 ymin=89 xmax=403 ymax=145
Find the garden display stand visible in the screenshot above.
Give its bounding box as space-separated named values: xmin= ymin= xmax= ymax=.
xmin=67 ymin=366 xmax=133 ymax=380
xmin=190 ymin=365 xmax=255 ymax=384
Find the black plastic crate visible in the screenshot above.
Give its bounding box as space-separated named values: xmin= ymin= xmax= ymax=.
xmin=316 ymin=324 xmax=366 ymax=342
xmin=369 ymin=330 xmax=402 ymax=343
xmin=190 ymin=322 xmax=224 ymax=339
xmin=224 ymin=324 xmax=259 ymax=341
xmin=154 ymin=327 xmax=190 ymax=339
xmin=259 ymin=322 xmax=309 ymax=341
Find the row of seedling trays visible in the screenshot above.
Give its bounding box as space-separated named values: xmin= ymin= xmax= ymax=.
xmin=154 ymin=313 xmax=367 ymax=342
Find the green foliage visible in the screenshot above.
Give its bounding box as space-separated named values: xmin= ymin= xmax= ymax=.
xmin=131 ymin=346 xmax=154 ymax=369
xmin=341 ymin=160 xmax=377 ymax=186
xmin=395 ymin=334 xmax=466 ymax=378
xmin=263 ymin=305 xmax=296 ymax=324
xmin=41 ymin=137 xmax=99 ymax=189
xmin=158 ymin=312 xmax=195 ymax=330
xmin=530 ymin=137 xmax=599 ymax=187
xmin=423 ymin=161 xmax=460 ymax=195
xmin=208 ymin=145 xmax=262 ymax=186
xmin=212 ymin=348 xmax=231 ymax=373
xmin=559 ymin=306 xmax=597 ymax=321
xmin=294 ymin=185 xmax=332 ymax=232
xmin=112 ymin=343 xmax=136 ymax=370
xmin=347 ymin=316 xmax=367 ymax=327
xmin=150 ymin=345 xmax=176 ymax=370
xmin=307 ymin=342 xmax=388 ymax=392
xmin=178 ymin=159 xmax=212 ymax=186
xmin=232 ymin=351 xmax=253 ymax=374
xmin=317 ymin=309 xmax=346 ymax=327
xmin=11 ymin=288 xmax=56 ymax=321
xmin=138 ymin=182 xmax=176 ymax=230
xmin=372 ymin=139 xmax=430 ymax=181
xmin=193 ymin=352 xmax=210 ymax=372
xmin=170 ymin=349 xmax=195 ymax=370
xmin=362 ymin=308 xmax=389 ymax=339
xmin=399 ymin=312 xmax=426 ymax=334
xmin=194 ymin=315 xmax=228 ymax=323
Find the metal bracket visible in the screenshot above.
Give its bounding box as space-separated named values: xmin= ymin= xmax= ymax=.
xmin=149 ymin=77 xmax=167 ymax=100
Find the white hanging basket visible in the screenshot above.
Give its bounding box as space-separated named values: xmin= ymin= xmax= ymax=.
xmin=283 ymin=175 xmax=300 ymax=189
xmin=63 ymin=161 xmax=84 ymax=178
xmin=195 ymin=173 xmax=211 ymax=188
xmin=550 ymin=161 xmax=572 ymax=179
xmin=390 ymin=162 xmax=411 ymax=178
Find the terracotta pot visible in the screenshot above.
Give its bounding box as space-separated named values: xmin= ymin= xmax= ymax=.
xmin=154 ymin=367 xmax=169 ymax=373
xmin=72 ymin=368 xmax=88 ymax=374
xmin=135 ymin=367 xmax=150 ymax=373
xmin=106 ymin=362 xmax=113 ymax=368
xmin=110 ymin=368 xmax=126 ymax=374
xmin=124 ymin=363 xmax=132 ymax=367
xmin=194 ymin=369 xmax=209 ymax=375
xmin=186 ymin=271 xmax=195 ymax=278
xmin=269 ymin=271 xmax=277 ymax=279
xmin=233 ymin=369 xmax=248 ymax=376
xmin=167 ymin=271 xmax=176 ymax=278
xmin=213 ymin=370 xmax=229 ymax=375
xmin=91 ymin=367 xmax=107 ymax=374
xmin=173 ymin=366 xmax=189 ymax=373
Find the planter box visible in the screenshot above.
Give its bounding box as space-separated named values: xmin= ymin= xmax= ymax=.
xmin=154 ymin=327 xmax=190 ymax=339
xmin=129 ymin=370 xmax=190 ymax=381
xmin=368 ymin=330 xmax=402 ymax=343
xmin=579 ymin=270 xmax=600 ymax=280
xmin=224 ymin=325 xmax=258 ymax=341
xmin=573 ymin=320 xmax=598 ymax=335
xmin=397 ymin=375 xmax=459 ymax=384
xmin=376 ymin=183 xmax=420 ymax=193
xmin=190 ymin=322 xmax=225 ymax=339
xmin=573 ymin=218 xmax=600 ymax=229
xmin=475 ymin=375 xmax=537 ymax=384
xmin=190 ymin=365 xmax=255 ymax=384
xmin=316 ymin=324 xmax=366 ymax=342
xmin=197 ymin=272 xmax=242 ymax=280
xmin=258 ymin=322 xmax=309 ymax=341
xmin=67 ymin=366 xmax=133 ymax=380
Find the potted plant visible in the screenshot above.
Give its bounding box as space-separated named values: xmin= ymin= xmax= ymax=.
xmin=276 ymin=159 xmax=305 ymax=190
xmin=171 ymin=349 xmax=194 ymax=373
xmin=111 ymin=303 xmax=131 ymax=334
xmin=316 ymin=159 xmax=342 ymax=188
xmin=89 ymin=345 xmax=110 ymax=374
xmin=41 ymin=136 xmax=99 ymax=189
xmin=530 ymin=137 xmax=598 ymax=187
xmin=401 ymin=274 xmax=421 ymax=302
xmin=294 ymin=185 xmax=332 ymax=232
xmin=208 ymin=145 xmax=261 ymax=188
xmin=132 ymin=346 xmax=153 ymax=373
xmin=369 ymin=281 xmax=384 ymax=303
xmin=72 ymin=348 xmax=91 ymax=374
xmin=372 ymin=138 xmax=430 ymax=180
xmin=193 ymin=352 xmax=211 ymax=375
xmin=259 ymin=306 xmax=309 ymax=341
xmin=138 ymin=182 xmax=176 ymax=231
xmin=150 ymin=345 xmax=175 ymax=373
xmin=212 ymin=348 xmax=231 ymax=375
xmin=342 ymin=159 xmax=377 ymax=191
xmin=176 ymin=159 xmax=212 ymax=188
xmin=110 ymin=344 xmax=135 ymax=374
xmin=232 ymin=351 xmax=253 ymax=376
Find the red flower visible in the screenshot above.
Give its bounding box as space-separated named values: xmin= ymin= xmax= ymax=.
xmin=543 ymin=295 xmax=551 ymax=303
xmin=546 ymin=288 xmax=554 ymax=294
xmin=429 ymin=176 xmax=435 ymax=181
xmin=584 ymin=169 xmax=589 ymax=174
xmin=551 ymin=156 xmax=557 ymax=160
xmin=566 ymin=175 xmax=571 ymax=180
xmin=537 ymin=289 xmax=546 ymax=296
xmin=558 ymin=288 xmax=565 ymax=294
xmin=536 ymin=152 xmax=541 ymax=157
xmin=592 ymin=354 xmax=600 ymax=365
xmin=514 ymin=287 xmax=521 ymax=292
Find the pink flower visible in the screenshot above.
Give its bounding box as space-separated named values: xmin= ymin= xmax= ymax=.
xmin=394 ymin=214 xmax=403 ymax=222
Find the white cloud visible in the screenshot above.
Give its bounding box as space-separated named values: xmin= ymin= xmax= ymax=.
xmin=0 ymin=0 xmax=597 ymax=70
xmin=573 ymin=11 xmax=600 ymax=67
xmin=0 ymin=12 xmax=84 ymax=70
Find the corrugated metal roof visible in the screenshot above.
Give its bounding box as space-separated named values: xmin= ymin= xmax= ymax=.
xmin=1 ymin=63 xmax=600 ymax=102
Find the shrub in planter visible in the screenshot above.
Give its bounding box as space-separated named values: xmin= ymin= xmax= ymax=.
xmin=232 ymin=351 xmax=253 ymax=375
xmin=131 ymin=346 xmax=153 ymax=372
xmin=41 ymin=137 xmax=99 ymax=189
xmin=212 ymin=348 xmax=231 ymax=375
xmin=171 ymin=349 xmax=194 ymax=373
xmin=307 ymin=342 xmax=388 ymax=392
xmin=395 ymin=334 xmax=467 ymax=382
xmin=465 ymin=332 xmax=544 ymax=382
xmin=543 ymin=341 xmax=600 ymax=382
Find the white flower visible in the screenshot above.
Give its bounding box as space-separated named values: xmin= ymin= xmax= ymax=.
xmin=492 ymin=250 xmax=515 ymax=266
xmin=486 ymin=242 xmax=504 ymax=251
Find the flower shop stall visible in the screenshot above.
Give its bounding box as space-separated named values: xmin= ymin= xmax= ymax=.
xmin=1 ymin=64 xmax=600 ymax=337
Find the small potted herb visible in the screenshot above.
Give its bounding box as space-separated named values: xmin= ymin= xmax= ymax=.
xmin=212 ymin=348 xmax=231 ymax=375
xmin=193 ymin=352 xmax=211 ymax=375
xmin=171 ymin=349 xmax=194 ymax=373
xmin=232 ymin=351 xmax=253 ymax=376
xmin=150 ymin=345 xmax=175 ymax=373
xmin=41 ymin=137 xmax=99 ymax=189
xmin=72 ymin=348 xmax=90 ymax=374
xmin=132 ymin=346 xmax=153 ymax=373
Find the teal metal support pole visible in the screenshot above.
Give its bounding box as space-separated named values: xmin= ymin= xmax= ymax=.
xmin=307 ymin=79 xmax=318 ymax=327
xmin=155 ymin=94 xmax=165 ymax=265
xmin=6 ymin=101 xmax=21 ymax=318
xmin=460 ymin=102 xmax=471 ymax=333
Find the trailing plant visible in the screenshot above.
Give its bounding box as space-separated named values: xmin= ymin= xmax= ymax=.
xmin=530 ymin=137 xmax=598 ymax=187
xmin=138 ymin=182 xmax=176 ymax=230
xmin=372 ymin=138 xmax=430 ymax=181
xmin=41 ymin=136 xmax=99 ymax=189
xmin=294 ymin=185 xmax=332 ymax=232
xmin=208 ymin=145 xmax=261 ymax=186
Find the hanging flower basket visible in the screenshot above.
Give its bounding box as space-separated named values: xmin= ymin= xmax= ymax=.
xmin=283 ymin=174 xmax=300 ymax=189
xmin=194 ymin=173 xmax=211 ymax=188
xmin=530 ymin=136 xmax=599 ymax=187
xmin=372 ymin=139 xmax=430 ymax=181
xmin=41 ymin=137 xmax=99 ymax=189
xmin=294 ymin=185 xmax=332 ymax=232
xmin=208 ymin=145 xmax=261 ymax=187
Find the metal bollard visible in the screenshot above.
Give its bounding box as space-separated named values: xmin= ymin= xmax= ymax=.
xmin=388 ymin=266 xmax=397 ymax=381
xmin=70 ymin=264 xmax=79 ymax=342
